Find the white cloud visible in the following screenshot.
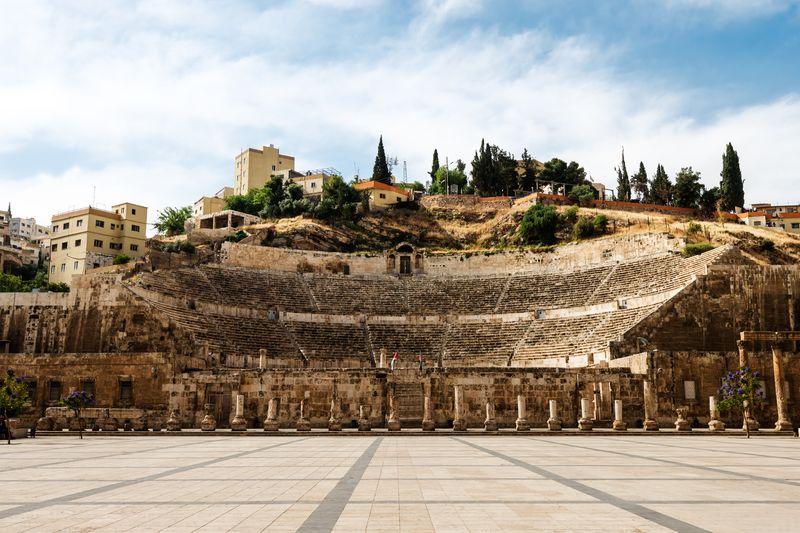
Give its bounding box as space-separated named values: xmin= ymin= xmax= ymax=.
xmin=1 ymin=0 xmax=799 ymax=231
xmin=662 ymin=0 xmax=799 ymax=17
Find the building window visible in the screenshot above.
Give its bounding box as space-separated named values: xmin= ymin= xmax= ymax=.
xmin=51 ymin=244 xmax=57 ymax=252
xmin=62 ymin=222 xmax=69 ymax=229
xmin=110 ymin=223 xmax=116 ymax=230
xmin=683 ymin=380 xmax=696 ymax=400
xmin=793 ymin=223 xmax=799 ymax=229
xmin=272 ymin=165 xmax=276 ymax=171
xmin=753 ymin=221 xmax=761 ymax=226
xmin=73 ymin=261 xmax=79 ymax=270
xmin=131 ymin=224 xmax=140 ymax=232
xmin=24 ymin=380 xmax=37 ymax=405
xmin=61 ymin=242 xmax=67 ymax=250
xmin=75 ymin=239 xmax=81 ymax=247
xmin=130 ymin=244 xmax=139 ymax=251
xmin=119 ymin=224 xmax=124 ymax=231
xmin=48 ymin=381 xmax=62 ymax=402
xmin=109 ymin=242 xmax=121 ymax=250
xmin=60 ymin=263 xmax=66 ymax=272
xmin=131 ymin=208 xmax=136 ymax=215
xmin=311 ymin=182 xmax=316 ymax=188
xmin=96 ymin=220 xmax=105 ymax=228
xmin=76 ymin=219 xmax=83 ymax=227
xmin=80 ymin=379 xmax=96 ymax=397
xmin=52 ymin=225 xmax=58 ymax=232
xmin=119 ymin=380 xmax=133 ymax=403
xmin=50 ymin=265 xmax=55 ymax=274
xmin=379 ymin=193 xmax=386 ymax=199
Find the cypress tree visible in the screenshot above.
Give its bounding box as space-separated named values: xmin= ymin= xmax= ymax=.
xmin=429 ymin=149 xmax=440 ymax=182
xmin=719 ymin=143 xmax=744 ymax=211
xmin=371 ymin=136 xmax=392 ymax=185
xmin=631 ymin=162 xmax=649 ymax=202
xmin=649 ymin=164 xmax=673 ymax=205
xmin=615 ymin=148 xmax=631 ymax=202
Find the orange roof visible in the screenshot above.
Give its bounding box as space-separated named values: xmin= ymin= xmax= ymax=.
xmin=736 ymin=211 xmax=770 ymax=219
xmin=776 ymin=212 xmax=800 ymax=219
xmin=353 ymin=180 xmax=411 ymax=197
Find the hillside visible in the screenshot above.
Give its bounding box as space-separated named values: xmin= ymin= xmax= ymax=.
xmin=178 ymin=198 xmax=800 ymax=265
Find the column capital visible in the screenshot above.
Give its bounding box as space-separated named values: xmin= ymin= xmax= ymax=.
xmin=736 ymin=339 xmax=747 ymax=349
xmin=771 ymin=342 xmax=783 ymax=351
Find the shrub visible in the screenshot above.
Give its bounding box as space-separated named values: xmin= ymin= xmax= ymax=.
xmin=573 ymin=216 xmax=596 ymax=239
xmin=113 ymin=254 xmax=131 ymax=265
xmin=562 ymin=205 xmax=579 ymax=225
xmin=592 ymin=214 xmax=609 ymax=234
xmin=682 ymin=242 xmax=715 ymax=257
xmin=519 ymin=204 xmax=559 ymax=245
xmin=45 ymin=282 xmax=70 ymax=293
xmin=161 ymin=241 xmax=195 ymax=254
xmin=758 ymin=238 xmax=775 ymax=252
xmin=686 ymin=221 xmax=702 ymax=235
xmin=224 ymin=230 xmax=248 ymax=243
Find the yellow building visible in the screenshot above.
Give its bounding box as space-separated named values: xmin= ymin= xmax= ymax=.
xmin=234 ymin=145 xmax=295 ymax=195
xmin=289 ymin=171 xmax=334 ymax=199
xmin=49 ymin=203 xmax=148 ymax=285
xmin=772 ymin=212 xmax=800 ymax=235
xmin=353 ymin=180 xmax=413 ymax=209
xmin=193 ymin=187 xmax=234 ymax=218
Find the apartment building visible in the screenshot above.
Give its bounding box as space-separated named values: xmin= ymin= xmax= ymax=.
xmin=193 ymin=187 xmax=234 ymax=218
xmin=750 ymin=203 xmax=799 ymax=217
xmin=233 ymin=144 xmax=295 ymax=195
xmin=49 ymin=203 xmax=148 ymax=285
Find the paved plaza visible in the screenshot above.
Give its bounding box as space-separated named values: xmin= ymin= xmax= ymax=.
xmin=1 ymin=434 xmax=799 ymax=532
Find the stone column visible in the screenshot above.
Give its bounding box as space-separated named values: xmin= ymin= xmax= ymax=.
xmin=387 ymin=385 xmax=401 ymax=431
xmin=231 ymin=394 xmax=247 ymax=431
xmin=772 ymin=343 xmax=793 ymax=431
xmin=737 ymin=339 xmax=748 ymax=368
xmin=674 ymin=407 xmax=691 ymax=431
xmin=515 ymin=394 xmax=530 ymax=431
xmin=296 ymin=399 xmax=310 ymax=431
xmin=484 ymin=401 xmax=497 ymax=432
xmin=547 ymin=399 xmax=561 ymax=431
xmin=379 ymin=348 xmax=387 ymax=369
xmin=358 ymin=405 xmax=371 ymax=431
xmin=166 ymin=409 xmax=181 ymax=431
xmin=259 ymin=349 xmax=267 ymax=370
xmin=422 ymin=396 xmax=435 ymax=431
xmin=593 ymin=384 xmax=602 ymax=420
xmin=263 ymin=397 xmax=280 ymax=431
xmin=708 ymin=396 xmax=725 ymax=431
xmin=328 ymin=397 xmax=342 ymax=431
xmin=452 ymin=385 xmax=466 ymax=431
xmin=612 ymin=399 xmax=627 ymax=431
xmin=643 ymin=380 xmax=659 ymax=431
xmin=201 ymin=403 xmax=216 ymax=431
xmin=578 ymin=398 xmax=593 ymax=431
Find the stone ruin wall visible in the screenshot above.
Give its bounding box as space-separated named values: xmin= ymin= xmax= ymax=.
xmin=223 ymin=232 xmax=683 ymax=277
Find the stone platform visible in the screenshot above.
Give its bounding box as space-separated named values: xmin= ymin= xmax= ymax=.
xmin=1 ymin=434 xmax=799 ymax=531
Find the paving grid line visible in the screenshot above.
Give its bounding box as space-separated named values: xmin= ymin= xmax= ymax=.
xmin=297 ymin=437 xmax=383 ymax=533
xmin=527 ymin=436 xmax=800 ymax=488
xmin=0 ymin=437 xmax=309 ymax=521
xmin=607 ymin=435 xmax=800 ymax=463
xmin=0 ymin=437 xmax=231 ymax=473
xmin=452 ymin=436 xmax=710 ymax=533
xmin=6 ymin=475 xmax=775 ymax=482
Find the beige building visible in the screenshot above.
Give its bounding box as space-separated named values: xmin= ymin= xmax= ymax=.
xmin=751 ymin=203 xmax=799 ymax=217
xmin=49 ymin=203 xmax=148 ymax=285
xmin=289 ymin=171 xmax=334 ymax=199
xmin=354 ymin=180 xmax=413 ymax=209
xmin=736 ymin=211 xmax=770 ymax=228
xmin=772 ymin=212 xmax=800 ymax=235
xmin=234 ymin=145 xmax=295 ymax=195
xmin=193 ymin=187 xmax=234 ymax=218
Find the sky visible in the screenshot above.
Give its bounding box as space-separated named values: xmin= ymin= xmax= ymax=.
xmin=1 ymin=0 xmax=799 ymax=231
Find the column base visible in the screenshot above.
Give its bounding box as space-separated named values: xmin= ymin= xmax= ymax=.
xmin=296 ymin=418 xmax=311 ymax=432
xmin=422 ymin=419 xmax=435 ymax=431
xmin=674 ymin=420 xmax=691 ymax=431
xmin=707 ymin=419 xmax=725 ymax=431
xmin=230 ymin=416 xmax=247 ymax=431
xmin=328 ymin=419 xmax=342 ymax=432
xmin=387 ymin=418 xmax=401 ymax=431
xmin=452 ymin=419 xmax=467 ymax=432
xmin=743 ymin=418 xmax=760 ymax=431
xmin=515 ymin=418 xmax=530 ymax=432
xmin=547 ymin=418 xmax=562 ymax=431
xmin=484 ymin=419 xmax=498 ymax=432
xmin=643 ymin=419 xmax=659 ymax=431
xmin=358 ymin=419 xmax=371 ymax=431
xmin=612 ymin=420 xmax=627 ymax=431
xmin=775 ymin=419 xmax=793 ymax=432
xmin=200 ymin=416 xmax=216 ymax=431
xmin=578 ymin=418 xmax=593 ymax=431
xmin=263 ymin=420 xmax=279 ymax=432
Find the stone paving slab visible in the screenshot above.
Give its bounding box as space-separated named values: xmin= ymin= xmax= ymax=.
xmin=1 ymin=435 xmax=799 ymax=531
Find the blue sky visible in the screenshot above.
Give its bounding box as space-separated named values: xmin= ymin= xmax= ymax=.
xmin=1 ymin=0 xmax=799 ymax=229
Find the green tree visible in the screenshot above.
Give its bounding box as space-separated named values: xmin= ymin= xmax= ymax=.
xmin=0 ymin=273 xmax=24 ymax=292
xmin=719 ymin=142 xmax=745 ymax=212
xmin=372 ymin=136 xmax=392 ymax=185
xmin=1 ymin=368 xmax=28 ymax=444
xmin=673 ymin=167 xmax=704 ymax=208
xmin=717 ymin=366 xmax=764 ymax=438
xmin=429 ymin=149 xmax=440 ymax=182
xmin=314 ymin=175 xmax=363 ymax=222
xmin=431 ymin=166 xmax=468 ymax=195
xmin=568 ymin=184 xmax=595 ymax=207
xmin=154 ymin=206 xmax=192 ymax=236
xmin=615 ymin=148 xmax=631 ymax=201
xmin=631 ymin=162 xmax=649 ymax=202
xmin=649 ymin=164 xmax=673 ymax=205
xmin=518 ymin=204 xmax=560 ymax=245
xmin=400 ymin=181 xmax=425 ymax=192
xmin=113 ymin=254 xmax=131 ymax=265
xmin=518 ymin=148 xmax=537 ymax=192
xmin=538 ymin=158 xmax=588 ymax=193
xmin=699 ymin=186 xmax=720 ymax=218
